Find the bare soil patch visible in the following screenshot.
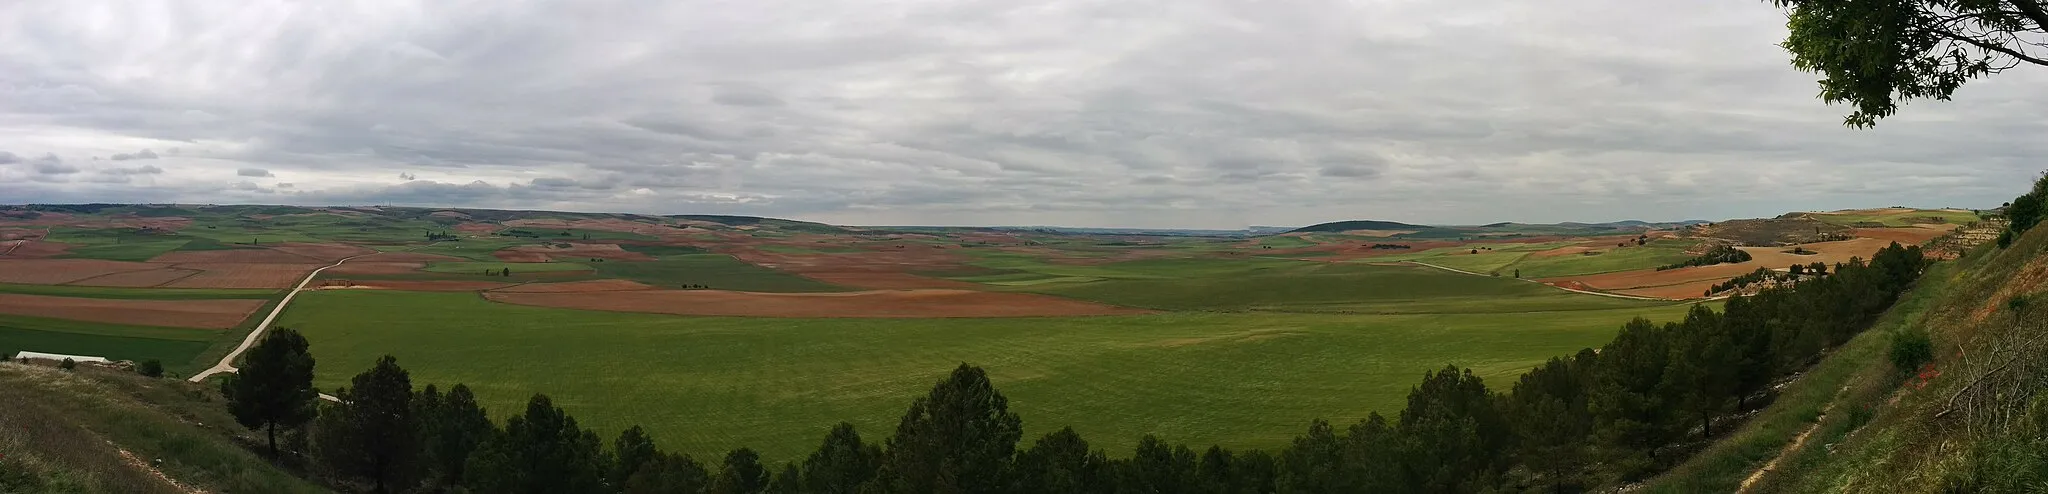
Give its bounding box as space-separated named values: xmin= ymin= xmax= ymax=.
xmin=149 ymin=248 xmax=320 ymax=264
xmin=323 ymin=262 xmax=427 ymax=275
xmin=798 ymin=272 xmax=981 ymax=290
xmin=1850 ymin=225 xmax=1957 ymax=244
xmin=504 ymin=242 xmax=655 ymax=262
xmin=453 ymin=222 xmax=501 ymax=234
xmin=67 ymin=267 xmax=202 ymax=287
xmin=491 ymin=250 xmax=553 ymax=262
xmin=0 ymin=240 xmax=71 ymax=258
xmin=1546 ymin=237 xmax=1901 ymax=295
xmin=490 ymin=279 xmax=654 ymax=293
xmin=0 ymin=293 xmax=264 ymax=329
xmin=355 ymin=252 xmax=466 ymax=263
xmin=1615 ymin=279 xmax=1726 ymax=299
xmin=165 ymin=263 xmax=320 ymax=289
xmin=262 ymin=242 xmax=375 ymax=262
xmin=0 ymin=259 xmax=160 ymax=284
xmin=486 ymin=289 xmax=1152 ymax=318
xmin=318 ymin=280 xmax=515 ymax=292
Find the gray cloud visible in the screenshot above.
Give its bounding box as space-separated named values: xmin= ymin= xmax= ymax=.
xmin=32 ymin=154 xmax=77 ymax=174
xmin=109 ymin=149 xmax=159 ymax=160
xmin=104 ymin=164 xmax=164 ymax=175
xmin=0 ymin=0 xmax=2042 ymax=227
xmin=0 ymin=151 xmax=20 ymax=164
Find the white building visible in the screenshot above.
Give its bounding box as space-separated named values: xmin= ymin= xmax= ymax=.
xmin=11 ymin=351 xmax=112 ymax=364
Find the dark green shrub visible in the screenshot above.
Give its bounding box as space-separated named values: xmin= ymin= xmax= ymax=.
xmin=1889 ymin=329 xmax=1934 ymax=374
xmin=59 ymin=358 xmax=77 ymax=371
xmin=137 ymin=359 xmax=164 ymax=378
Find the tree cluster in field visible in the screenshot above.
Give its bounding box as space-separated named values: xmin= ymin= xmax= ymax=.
xmin=1657 ymin=244 xmax=1752 ymax=271
xmin=1998 ymin=173 xmax=2048 ymax=248
xmin=1368 ymin=244 xmax=1410 ymax=250
xmin=425 ymin=231 xmax=459 ymax=241
xmin=219 ymin=243 xmax=1927 ymax=493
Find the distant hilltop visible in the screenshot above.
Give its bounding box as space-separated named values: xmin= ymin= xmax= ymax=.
xmin=1288 ymin=220 xmax=1434 ymax=234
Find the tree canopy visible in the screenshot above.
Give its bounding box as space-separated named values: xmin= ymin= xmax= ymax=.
xmin=220 ymin=327 xmax=318 ymax=457
xmin=1774 ymin=0 xmax=2048 ymax=126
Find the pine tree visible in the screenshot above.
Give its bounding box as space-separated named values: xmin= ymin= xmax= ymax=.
xmin=875 ymin=364 xmax=1022 ymax=493
xmin=800 ymin=422 xmax=880 ymax=493
xmin=1589 ymin=318 xmax=1677 ymax=472
xmin=1277 ymin=419 xmax=1344 ymax=493
xmin=711 ymin=447 xmax=769 ymax=494
xmin=624 ymin=452 xmax=711 ymax=494
xmin=465 ymin=394 xmax=606 ymax=493
xmin=1397 ymin=365 xmax=1507 ymax=493
xmin=415 ymin=383 xmax=496 ymax=489
xmin=610 ymin=426 xmax=661 ymax=492
xmin=1014 ymin=427 xmax=1108 ymax=494
xmin=221 ymin=327 xmax=319 ymax=457
xmin=313 ymin=356 xmax=418 ymax=493
xmin=1118 ymin=435 xmax=1195 ymax=493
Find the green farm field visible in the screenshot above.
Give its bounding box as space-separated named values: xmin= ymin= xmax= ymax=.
xmin=279 ymin=288 xmax=1700 ymax=463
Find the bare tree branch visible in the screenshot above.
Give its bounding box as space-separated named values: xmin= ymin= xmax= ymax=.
xmin=1932 ymin=27 xmax=2048 ymax=66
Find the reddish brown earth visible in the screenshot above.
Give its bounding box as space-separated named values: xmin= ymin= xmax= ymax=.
xmin=164 ymin=263 xmax=320 ymax=288
xmin=1545 ymin=237 xmax=1906 ymax=296
xmin=798 ymin=272 xmax=980 ymax=290
xmin=353 ymin=252 xmax=466 ymax=262
xmin=1615 ymin=279 xmax=1727 ymax=299
xmin=1850 ymin=225 xmax=1956 ymax=244
xmin=67 ymin=267 xmax=203 ymax=287
xmin=503 ymin=242 xmax=655 ymax=262
xmin=262 ymin=243 xmax=376 ymax=262
xmin=453 ymin=222 xmax=501 ymax=234
xmin=490 ymin=279 xmax=654 ymax=293
xmin=0 ymin=293 xmax=264 ymax=329
xmin=485 ymin=289 xmax=1152 ymax=318
xmin=0 ymin=240 xmax=71 ymax=258
xmin=0 ymin=259 xmax=160 ymax=284
xmin=490 ymin=250 xmax=553 ymax=262
xmin=324 ymin=262 xmax=428 ymax=275
xmin=318 ymin=280 xmax=515 ymax=291
xmin=149 ymin=248 xmax=322 ymax=264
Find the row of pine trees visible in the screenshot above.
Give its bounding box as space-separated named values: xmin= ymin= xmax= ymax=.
xmin=219 ymin=242 xmax=1929 ymax=493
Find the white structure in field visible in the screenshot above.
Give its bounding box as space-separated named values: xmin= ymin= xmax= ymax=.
xmin=11 ymin=351 xmax=111 ymax=363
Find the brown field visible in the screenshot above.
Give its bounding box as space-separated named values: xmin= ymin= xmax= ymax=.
xmin=1614 ymin=279 xmax=1728 ymax=299
xmin=318 ymin=280 xmax=515 ymax=291
xmin=797 ymin=272 xmax=979 ymax=290
xmin=491 ymin=250 xmax=554 ymax=262
xmin=164 ymin=263 xmax=319 ymax=289
xmin=149 ymin=248 xmax=321 ymax=264
xmin=489 ymin=279 xmax=654 ymax=293
xmin=66 ymin=267 xmax=202 ymax=287
xmin=453 ymin=222 xmax=501 ymax=234
xmin=485 ymin=288 xmax=1152 ymax=318
xmin=0 ymin=259 xmax=159 ymax=284
xmin=0 ymin=293 xmax=264 ymax=329
xmin=0 ymin=240 xmax=70 ymax=258
xmin=324 ymin=262 xmax=428 ymax=275
xmin=1546 ymin=237 xmax=1902 ymax=295
xmin=503 ymin=242 xmax=655 ymax=262
xmin=263 ymin=242 xmax=376 ymax=262
xmin=354 ymin=252 xmax=466 ymax=263
xmin=1851 ymin=225 xmax=1957 ymax=244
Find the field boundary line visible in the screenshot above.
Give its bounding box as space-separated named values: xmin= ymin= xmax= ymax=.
xmin=1402 ymin=260 xmax=1677 ymax=302
xmin=188 ymin=254 xmax=366 ymax=383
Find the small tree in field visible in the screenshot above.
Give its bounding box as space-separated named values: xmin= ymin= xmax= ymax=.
xmin=59 ymin=358 xmax=76 ymax=371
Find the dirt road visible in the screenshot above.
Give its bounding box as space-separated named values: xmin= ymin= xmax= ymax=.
xmin=188 ymin=255 xmax=365 ymax=383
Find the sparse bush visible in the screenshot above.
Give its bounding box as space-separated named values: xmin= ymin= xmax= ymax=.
xmin=1659 ymin=244 xmax=1752 ymax=270
xmin=137 ymin=359 xmax=164 ymax=378
xmin=1889 ymin=329 xmax=1933 ymax=375
xmin=59 ymin=358 xmax=77 ymax=371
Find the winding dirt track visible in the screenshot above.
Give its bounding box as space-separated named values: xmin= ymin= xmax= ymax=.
xmin=188 ymin=254 xmax=366 ymax=383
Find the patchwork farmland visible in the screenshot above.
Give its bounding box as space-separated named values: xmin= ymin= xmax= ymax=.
xmin=0 ymin=203 xmax=1984 ymax=462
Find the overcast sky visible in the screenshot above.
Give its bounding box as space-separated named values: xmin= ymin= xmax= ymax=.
xmin=1 ymin=0 xmax=2042 ymax=228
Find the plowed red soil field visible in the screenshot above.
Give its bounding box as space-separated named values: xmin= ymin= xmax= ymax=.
xmin=318 ymin=280 xmax=515 ymax=291
xmin=0 ymin=240 xmax=70 ymax=258
xmin=264 ymin=243 xmax=375 ymax=262
xmin=0 ymin=293 xmax=264 ymax=329
xmin=1545 ymin=237 xmax=1903 ymax=295
xmin=0 ymin=259 xmax=159 ymax=284
xmin=324 ymin=262 xmax=427 ymax=275
xmin=150 ymin=248 xmax=321 ymax=263
xmin=165 ymin=263 xmax=320 ymax=288
xmin=485 ymin=288 xmax=1152 ymax=318
xmin=490 ymin=279 xmax=654 ymax=293
xmin=67 ymin=267 xmax=202 ymax=287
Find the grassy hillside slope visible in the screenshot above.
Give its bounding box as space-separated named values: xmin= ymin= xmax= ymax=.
xmin=0 ymin=362 xmax=327 ymax=493
xmin=1652 ymin=208 xmax=2048 ymax=493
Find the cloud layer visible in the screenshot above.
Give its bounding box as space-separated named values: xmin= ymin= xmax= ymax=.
xmin=1 ymin=0 xmax=2042 ymax=227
